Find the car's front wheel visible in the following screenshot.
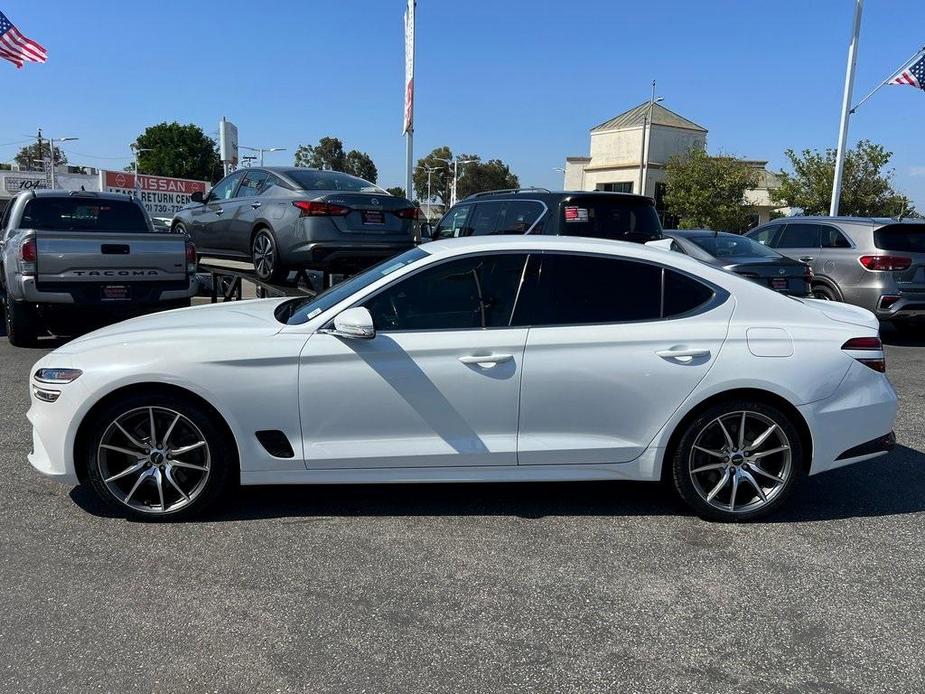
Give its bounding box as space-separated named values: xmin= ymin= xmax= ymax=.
xmin=252 ymin=229 xmax=286 ymax=283
xmin=83 ymin=393 xmax=235 ymax=521
xmin=670 ymin=400 xmax=804 ymax=521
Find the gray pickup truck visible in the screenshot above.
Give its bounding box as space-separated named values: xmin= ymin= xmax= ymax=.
xmin=1 ymin=190 xmax=198 ymax=347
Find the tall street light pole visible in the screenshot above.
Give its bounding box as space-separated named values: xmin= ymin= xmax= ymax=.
xmin=417 ymin=165 xmax=444 ymax=219
xmin=830 ymin=0 xmax=864 ymax=217
xmin=130 ymin=144 xmax=152 ymax=194
xmin=48 ymin=136 xmax=78 ymax=189
xmin=241 ymin=146 xmax=286 ymax=166
xmin=437 ymin=157 xmax=476 ymax=207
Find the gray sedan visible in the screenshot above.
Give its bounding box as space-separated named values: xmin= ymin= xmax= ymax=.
xmin=172 ymin=167 xmax=417 ymax=282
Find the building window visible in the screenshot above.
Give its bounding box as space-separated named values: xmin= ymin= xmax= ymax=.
xmin=596 ymin=182 xmax=633 ymax=193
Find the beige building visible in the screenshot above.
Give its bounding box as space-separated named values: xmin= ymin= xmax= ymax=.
xmin=563 ymin=102 xmax=783 ymax=227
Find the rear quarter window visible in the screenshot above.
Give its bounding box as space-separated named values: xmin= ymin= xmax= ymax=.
xmin=874 ymin=224 xmax=925 ymax=253
xmin=559 ymin=197 xmax=662 ymax=242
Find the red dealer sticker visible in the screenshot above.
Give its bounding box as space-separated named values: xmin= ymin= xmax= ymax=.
xmin=564 ymin=206 xmax=589 ymax=222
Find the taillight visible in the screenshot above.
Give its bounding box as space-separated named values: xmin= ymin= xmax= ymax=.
xmin=393 ymin=207 xmax=422 ymax=220
xmin=841 ymin=336 xmax=886 ymax=372
xmin=858 ymin=255 xmax=912 ymax=271
xmin=185 ymin=240 xmax=197 ymax=273
xmin=19 ymin=238 xmax=36 ymax=276
xmin=292 ymin=200 xmax=350 ymax=216
xmin=21 ymin=238 xmax=36 ymax=262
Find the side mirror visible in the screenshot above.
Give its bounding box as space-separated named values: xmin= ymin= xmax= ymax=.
xmin=326 ymin=306 xmax=376 ymax=340
xmin=190 ymin=191 xmax=204 ymax=204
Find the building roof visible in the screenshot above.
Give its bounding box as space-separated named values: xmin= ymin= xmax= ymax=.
xmin=591 ymin=102 xmax=708 ymax=133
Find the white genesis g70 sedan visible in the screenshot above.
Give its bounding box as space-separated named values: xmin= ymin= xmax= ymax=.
xmin=27 ymin=236 xmax=898 ymax=521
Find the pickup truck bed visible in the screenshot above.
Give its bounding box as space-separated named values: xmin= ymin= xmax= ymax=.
xmin=1 ymin=190 xmax=197 ymax=347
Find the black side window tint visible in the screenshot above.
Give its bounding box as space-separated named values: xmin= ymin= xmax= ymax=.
xmin=513 ymin=254 xmax=662 ymax=326
xmin=820 ymin=227 xmax=851 ymax=248
xmin=777 ymin=224 xmax=820 ymax=249
xmin=496 ymin=201 xmax=544 ymax=234
xmin=433 ymin=205 xmax=473 ymax=240
xmin=236 ymin=170 xmax=268 ymax=198
xmin=363 ymin=254 xmax=527 ymax=331
xmin=470 ymin=202 xmax=504 ymax=236
xmin=663 ymin=269 xmax=715 ymax=317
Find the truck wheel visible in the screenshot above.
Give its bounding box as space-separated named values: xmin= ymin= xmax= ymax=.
xmin=4 ymin=295 xmax=40 ymax=347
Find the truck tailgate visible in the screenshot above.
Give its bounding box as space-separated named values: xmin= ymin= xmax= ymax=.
xmin=35 ymin=231 xmax=188 ymax=284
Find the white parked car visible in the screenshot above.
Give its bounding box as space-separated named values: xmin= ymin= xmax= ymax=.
xmin=27 ymin=236 xmax=898 ymax=522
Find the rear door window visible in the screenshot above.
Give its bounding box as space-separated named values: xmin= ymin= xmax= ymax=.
xmin=470 ymin=202 xmax=505 ymax=236
xmin=776 ymin=223 xmax=821 ymax=249
xmin=496 ymin=201 xmax=545 ymax=234
xmin=20 ymin=198 xmax=149 ymax=232
xmin=874 ymin=224 xmax=925 ymax=253
xmin=236 ymin=170 xmax=269 ymax=198
xmin=559 ymin=196 xmax=662 ymax=242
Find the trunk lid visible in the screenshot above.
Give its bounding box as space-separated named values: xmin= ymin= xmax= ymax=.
xmin=726 ymin=257 xmax=810 ymax=295
xmin=802 ymin=298 xmax=879 ymax=330
xmin=317 ymin=192 xmax=416 ymax=237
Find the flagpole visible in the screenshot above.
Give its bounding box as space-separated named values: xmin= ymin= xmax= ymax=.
xmin=830 ymin=0 xmax=864 ymax=218
xmin=851 ymin=46 xmax=925 ymax=114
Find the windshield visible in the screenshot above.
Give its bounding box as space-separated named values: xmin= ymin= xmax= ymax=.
xmin=286 ymin=169 xmax=386 ymax=194
xmin=687 ymin=234 xmax=781 ymax=259
xmin=21 ymin=197 xmax=149 ymax=232
xmin=559 ymin=196 xmax=662 ymax=242
xmin=277 ymin=247 xmax=430 ymax=325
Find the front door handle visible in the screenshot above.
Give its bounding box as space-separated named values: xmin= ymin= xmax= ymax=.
xmin=656 ymin=348 xmax=711 ymax=362
xmin=251 ymin=202 xmax=262 ymax=209
xmin=799 ymin=256 xmax=814 ymax=262
xmin=458 ymin=353 xmax=513 ymax=368
xmin=214 ymin=208 xmax=224 ymax=215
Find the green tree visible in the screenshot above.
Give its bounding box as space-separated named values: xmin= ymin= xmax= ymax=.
xmin=386 ymin=186 xmax=406 ymax=197
xmin=293 ymin=136 xmax=378 ymax=182
xmin=664 ymin=148 xmax=760 ymax=231
xmin=413 ymin=147 xmax=519 ymax=205
xmin=131 ymin=122 xmax=220 ymax=182
xmin=15 ymin=142 xmax=67 ymax=170
xmin=774 ymin=139 xmax=915 ymax=217
xmin=413 ymin=146 xmax=453 ymax=206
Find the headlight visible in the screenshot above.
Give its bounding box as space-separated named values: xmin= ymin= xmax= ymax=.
xmin=33 ymin=368 xmax=82 ymax=385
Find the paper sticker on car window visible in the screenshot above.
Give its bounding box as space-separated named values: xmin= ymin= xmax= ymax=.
xmin=564 ymin=206 xmax=589 ymax=222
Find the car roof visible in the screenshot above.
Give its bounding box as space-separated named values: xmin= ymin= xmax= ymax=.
xmin=664 ymin=229 xmax=741 ymax=239
xmin=762 ymin=215 xmax=908 ymax=227
xmin=459 ymin=189 xmax=653 ymax=205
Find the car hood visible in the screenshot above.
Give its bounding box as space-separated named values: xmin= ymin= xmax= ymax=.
xmin=53 ymin=299 xmax=289 ymax=355
xmin=802 ymin=298 xmax=879 ymax=331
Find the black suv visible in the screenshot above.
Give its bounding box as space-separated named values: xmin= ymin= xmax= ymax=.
xmin=429 ymin=188 xmax=663 ymax=243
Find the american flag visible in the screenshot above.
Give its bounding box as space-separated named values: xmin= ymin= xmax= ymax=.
xmin=0 ymin=11 xmax=47 ymax=69
xmin=888 ymin=52 xmax=925 ymax=90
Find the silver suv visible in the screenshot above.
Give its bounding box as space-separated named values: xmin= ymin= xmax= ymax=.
xmin=747 ymin=217 xmax=925 ymax=330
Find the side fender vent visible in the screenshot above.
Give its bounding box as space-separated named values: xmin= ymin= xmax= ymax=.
xmin=255 ymin=430 xmax=295 ymax=459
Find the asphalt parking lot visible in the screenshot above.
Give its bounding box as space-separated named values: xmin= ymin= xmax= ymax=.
xmin=0 ymin=325 xmax=923 ymax=694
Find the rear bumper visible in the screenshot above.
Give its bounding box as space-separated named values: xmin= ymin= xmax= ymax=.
xmin=17 ymin=275 xmax=198 ymax=305
xmin=284 ymin=241 xmax=415 ymax=272
xmin=800 ymin=360 xmax=898 ymax=475
xmin=875 ymin=291 xmax=925 ymax=320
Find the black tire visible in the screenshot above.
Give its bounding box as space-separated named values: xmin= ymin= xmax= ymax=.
xmin=251 ymin=228 xmax=286 ymax=283
xmin=670 ymin=399 xmax=805 ymax=522
xmin=811 ymin=284 xmax=839 ymax=301
xmin=83 ymin=392 xmax=236 ymax=521
xmin=4 ymin=294 xmax=40 ymax=347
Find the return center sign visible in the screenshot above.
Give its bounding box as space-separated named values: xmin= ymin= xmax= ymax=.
xmin=100 ymin=170 xmax=209 ymax=218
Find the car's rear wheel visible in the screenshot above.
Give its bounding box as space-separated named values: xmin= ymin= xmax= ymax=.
xmin=4 ymin=294 xmax=40 ymax=347
xmin=670 ymin=400 xmax=804 ymax=521
xmin=811 ymin=284 xmax=839 ymax=301
xmin=84 ymin=393 xmax=235 ymax=521
xmin=252 ymin=229 xmax=286 ymax=283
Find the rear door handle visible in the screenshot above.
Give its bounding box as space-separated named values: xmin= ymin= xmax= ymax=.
xmin=656 ymin=348 xmax=711 ymax=361
xmin=799 ymin=256 xmax=814 ymax=262
xmin=251 ymin=202 xmax=261 ymax=209
xmin=458 ymin=353 xmax=513 ymax=368
xmin=214 ymin=208 xmax=224 ymax=215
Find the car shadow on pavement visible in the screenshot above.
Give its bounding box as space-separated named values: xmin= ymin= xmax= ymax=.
xmin=880 ymin=323 xmax=925 ymax=347
xmin=69 ymin=445 xmax=925 ymax=524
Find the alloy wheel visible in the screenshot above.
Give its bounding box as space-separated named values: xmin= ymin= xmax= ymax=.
xmin=688 ymin=410 xmax=792 ymax=514
xmin=97 ymin=406 xmax=211 ymax=515
xmin=253 ymin=232 xmax=275 ymax=280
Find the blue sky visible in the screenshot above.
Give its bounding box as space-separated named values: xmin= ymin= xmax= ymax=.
xmin=2 ymin=0 xmax=924 ymax=207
